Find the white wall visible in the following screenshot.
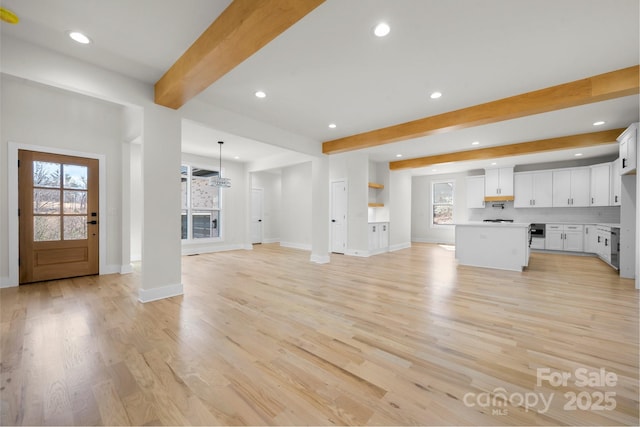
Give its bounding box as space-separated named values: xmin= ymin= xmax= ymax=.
xmin=180 ymin=152 xmax=247 ymax=254
xmin=389 ymin=169 xmax=412 ymax=250
xmin=0 ymin=75 xmax=125 ymax=282
xmin=251 ymin=171 xmax=282 ymax=243
xmin=130 ymin=143 xmax=143 ymax=261
xmin=280 ymin=162 xmax=312 ymax=250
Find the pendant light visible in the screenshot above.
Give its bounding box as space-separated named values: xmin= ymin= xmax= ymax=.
xmin=209 ymin=141 xmax=231 ymax=188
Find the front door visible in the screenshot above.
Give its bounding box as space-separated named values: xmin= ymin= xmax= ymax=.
xmin=18 ymin=150 xmax=99 ymax=284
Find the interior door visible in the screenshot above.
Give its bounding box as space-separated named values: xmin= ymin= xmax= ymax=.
xmin=331 ymin=180 xmax=347 ymax=253
xmin=18 ymin=150 xmax=99 ymax=284
xmin=251 ymin=188 xmax=263 ymax=244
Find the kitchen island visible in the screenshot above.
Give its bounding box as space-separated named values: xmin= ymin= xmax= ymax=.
xmin=455 ymin=222 xmax=531 ymax=271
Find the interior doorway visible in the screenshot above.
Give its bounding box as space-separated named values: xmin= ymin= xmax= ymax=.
xmin=251 ymin=188 xmax=264 ymax=244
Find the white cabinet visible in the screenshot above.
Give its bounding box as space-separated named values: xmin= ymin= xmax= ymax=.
xmin=484 ymin=167 xmax=514 ymax=199
xmin=618 ymin=123 xmax=637 ymax=175
xmin=552 ymin=168 xmax=590 ymax=207
xmin=596 ymin=226 xmax=612 ymax=264
xmin=369 ymin=222 xmax=389 ymax=254
xmin=546 ymin=224 xmax=584 ymax=252
xmin=466 ymin=176 xmax=485 ymax=208
xmin=514 ymin=171 xmax=553 ymax=208
xmin=610 ymin=159 xmax=621 ymax=206
xmin=584 ymin=225 xmax=599 ymax=253
xmin=590 ymin=163 xmax=611 ymax=206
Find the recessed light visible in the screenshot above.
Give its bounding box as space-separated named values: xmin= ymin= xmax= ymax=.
xmin=328 ymin=123 xmax=337 ymax=129
xmin=373 ymin=22 xmax=390 ymax=37
xmin=491 ymin=162 xmax=497 ymax=166
xmin=395 ymin=154 xmax=403 ymax=158
xmin=593 ymin=121 xmax=605 ymax=126
xmin=574 ymin=153 xmax=583 ymax=157
xmin=430 ymin=91 xmax=442 ymax=99
xmin=471 ymin=141 xmax=480 ymax=146
xmin=68 ymin=31 xmax=91 ymax=44
xmin=432 ymin=169 xmax=438 ymax=172
xmin=234 ymin=156 xmax=240 ymax=160
xmin=255 ymin=90 xmax=266 ymax=98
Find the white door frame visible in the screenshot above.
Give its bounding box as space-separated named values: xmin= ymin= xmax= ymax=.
xmin=6 ymin=142 xmax=107 ymax=287
xmin=330 ymin=178 xmax=348 ymax=253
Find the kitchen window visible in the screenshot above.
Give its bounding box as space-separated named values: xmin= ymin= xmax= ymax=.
xmin=181 ymin=165 xmax=221 ymax=240
xmin=431 ymin=180 xmax=455 ymax=226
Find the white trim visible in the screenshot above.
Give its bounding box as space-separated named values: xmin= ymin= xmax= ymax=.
xmin=8 ymin=142 xmax=108 ymax=287
xmin=412 ymin=237 xmax=455 ymax=245
xmin=120 ymin=264 xmax=134 ymax=274
xmin=263 ymin=237 xmax=280 ymax=244
xmin=280 ymin=242 xmax=312 ymax=251
xmin=103 ymin=264 xmax=121 ymax=275
xmin=1 ymin=277 xmax=13 ymax=289
xmin=243 ymin=244 xmax=254 ymax=250
xmin=345 ymin=249 xmax=370 ymax=257
xmin=182 ymin=243 xmax=245 ymax=256
xmin=310 ymin=254 xmax=330 ymax=264
xmin=390 ymin=242 xmax=412 ymax=252
xmin=138 ymin=283 xmax=184 ymax=303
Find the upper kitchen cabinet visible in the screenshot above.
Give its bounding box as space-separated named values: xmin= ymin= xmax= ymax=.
xmin=552 ymin=168 xmax=590 ymax=207
xmin=484 ymin=167 xmax=514 ymax=201
xmin=610 ymin=159 xmax=621 ymax=206
xmin=618 ymin=122 xmax=637 ymax=175
xmin=466 ymin=176 xmax=485 ymax=208
xmin=514 ymin=171 xmax=553 ymax=208
xmin=590 ymin=163 xmax=611 ymax=207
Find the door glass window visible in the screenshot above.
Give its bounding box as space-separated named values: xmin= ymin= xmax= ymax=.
xmin=32 ymin=161 xmax=90 ymax=242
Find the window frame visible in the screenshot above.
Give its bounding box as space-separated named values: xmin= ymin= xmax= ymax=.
xmin=181 ymin=163 xmax=223 ymax=243
xmin=430 ymin=179 xmax=455 ymax=228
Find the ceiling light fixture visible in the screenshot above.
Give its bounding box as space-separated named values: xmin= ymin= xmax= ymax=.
xmin=491 ymin=162 xmax=497 ymax=166
xmin=255 ymin=90 xmax=266 ymax=98
xmin=395 ymin=154 xmax=403 ymax=158
xmin=209 ymin=141 xmax=232 ymax=188
xmin=328 ymin=123 xmax=337 ymax=129
xmin=430 ymin=91 xmax=442 ymax=99
xmin=234 ymin=156 xmax=240 ymax=160
xmin=471 ymin=141 xmax=480 ymax=146
xmin=593 ymin=120 xmax=605 ymax=126
xmin=68 ymin=31 xmax=91 ymax=44
xmin=373 ymin=22 xmax=390 ymax=37
xmin=574 ymin=153 xmax=583 ymax=157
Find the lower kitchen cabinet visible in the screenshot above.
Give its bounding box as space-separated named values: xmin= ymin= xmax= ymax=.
xmin=546 ymin=224 xmax=584 ymax=252
xmin=584 ymin=225 xmax=599 ymax=253
xmin=369 ymin=222 xmax=389 ymax=254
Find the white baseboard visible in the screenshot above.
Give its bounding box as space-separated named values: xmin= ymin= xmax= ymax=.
xmin=345 ymin=249 xmax=371 ymax=257
xmin=0 ymin=276 xmax=17 ymax=288
xmin=243 ymin=244 xmax=254 ymax=250
xmin=390 ymin=242 xmax=412 ymax=252
xmin=138 ymin=283 xmax=184 ymax=303
xmin=310 ymin=253 xmax=330 ymax=264
xmin=280 ymin=242 xmax=312 ymax=251
xmin=120 ymin=264 xmax=134 ymax=274
xmin=103 ymin=264 xmax=121 ymax=275
xmin=181 ymin=243 xmax=245 ymax=256
xmin=263 ymin=237 xmax=280 ymax=244
xmin=130 ymin=253 xmax=142 ymax=262
xmin=412 ymin=237 xmax=455 ymax=245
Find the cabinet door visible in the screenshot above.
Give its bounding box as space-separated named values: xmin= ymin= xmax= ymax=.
xmin=552 ymin=170 xmax=572 ymax=207
xmin=610 ymin=159 xmax=621 ymax=205
xmin=590 ymin=164 xmax=611 ymax=206
xmin=584 ymin=226 xmax=598 ymax=253
xmin=564 ymin=229 xmax=584 ymax=252
xmin=379 ymin=223 xmax=389 ymax=248
xmin=368 ymin=224 xmax=379 ymax=250
xmin=532 ymin=171 xmax=553 ymax=207
xmin=466 ymin=176 xmax=485 ymax=208
xmin=484 ymin=169 xmax=500 ymax=197
xmin=570 ymin=168 xmax=591 ymax=207
xmin=498 ymin=168 xmax=514 ymax=196
xmin=514 ymin=173 xmax=533 ymax=207
xmin=546 ymin=227 xmax=564 ymax=251
xmin=619 ymin=124 xmax=637 ymax=174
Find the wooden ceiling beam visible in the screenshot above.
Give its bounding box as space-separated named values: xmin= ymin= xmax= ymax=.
xmin=389 ymin=129 xmax=625 ymax=170
xmin=155 ymin=0 xmax=325 ymax=109
xmin=323 ymin=66 xmax=639 ymax=154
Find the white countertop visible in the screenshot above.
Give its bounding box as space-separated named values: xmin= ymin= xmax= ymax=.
xmin=456 ymin=221 xmax=531 ymax=228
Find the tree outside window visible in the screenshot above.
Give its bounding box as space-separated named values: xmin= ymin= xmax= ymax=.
xmin=432 ymin=180 xmax=454 ymax=226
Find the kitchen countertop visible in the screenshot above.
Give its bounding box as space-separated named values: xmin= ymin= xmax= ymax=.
xmin=455 ymin=222 xmax=531 ymax=228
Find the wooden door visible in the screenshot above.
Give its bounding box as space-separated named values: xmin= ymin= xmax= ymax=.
xmin=19 ymin=150 xmax=99 ymax=284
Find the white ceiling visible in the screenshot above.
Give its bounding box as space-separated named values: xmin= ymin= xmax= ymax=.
xmin=1 ymin=0 xmax=638 ymax=174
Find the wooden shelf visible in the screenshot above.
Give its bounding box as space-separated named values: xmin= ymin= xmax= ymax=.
xmin=368 ymin=182 xmax=384 ymax=189
xmin=368 ymin=203 xmax=384 ymax=208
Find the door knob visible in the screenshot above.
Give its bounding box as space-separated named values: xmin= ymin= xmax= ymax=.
xmin=331 ymin=219 xmax=336 ymax=222
xmin=87 ymin=220 xmax=98 ymax=225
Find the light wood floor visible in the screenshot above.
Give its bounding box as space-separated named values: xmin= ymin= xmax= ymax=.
xmin=1 ymin=243 xmax=638 ymax=426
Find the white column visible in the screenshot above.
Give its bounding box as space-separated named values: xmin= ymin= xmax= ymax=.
xmin=310 ymin=156 xmax=330 ymax=263
xmin=139 ymin=105 xmax=183 ymax=302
